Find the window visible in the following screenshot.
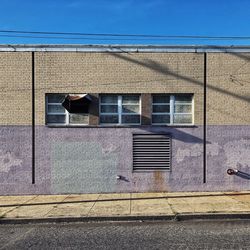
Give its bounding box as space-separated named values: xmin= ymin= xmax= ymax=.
xmin=152 ymin=94 xmax=193 ymax=125
xmin=46 ymin=94 xmax=89 ymax=125
xmin=100 ymin=95 xmax=140 ymax=125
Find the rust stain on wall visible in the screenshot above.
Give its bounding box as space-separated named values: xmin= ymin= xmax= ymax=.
xmin=153 ymin=171 xmax=165 ymax=191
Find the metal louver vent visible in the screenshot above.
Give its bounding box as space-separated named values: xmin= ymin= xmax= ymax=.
xmin=133 ymin=134 xmax=171 ymax=171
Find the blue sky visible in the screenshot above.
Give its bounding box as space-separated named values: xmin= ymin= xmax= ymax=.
xmin=0 ymin=0 xmax=250 ymax=45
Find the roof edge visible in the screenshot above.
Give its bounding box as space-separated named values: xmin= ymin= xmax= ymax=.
xmin=1 ymin=44 xmax=250 ymax=52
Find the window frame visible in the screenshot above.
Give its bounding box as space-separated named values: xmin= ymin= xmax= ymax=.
xmin=152 ymin=94 xmax=194 ymax=126
xmin=45 ymin=94 xmax=89 ymax=126
xmin=99 ymin=94 xmax=141 ymax=125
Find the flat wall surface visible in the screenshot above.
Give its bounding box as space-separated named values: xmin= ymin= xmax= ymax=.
xmin=0 ymin=126 xmax=249 ymax=195
xmin=0 ymin=52 xmax=32 ymax=125
xmin=207 ymin=53 xmax=250 ymax=125
xmin=0 ymin=51 xmax=249 ymax=195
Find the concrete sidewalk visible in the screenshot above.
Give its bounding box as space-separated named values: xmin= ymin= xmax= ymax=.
xmin=0 ymin=191 xmax=250 ymax=223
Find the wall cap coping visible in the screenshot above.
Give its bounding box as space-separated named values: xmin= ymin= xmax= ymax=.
xmin=1 ymin=44 xmax=250 ymax=53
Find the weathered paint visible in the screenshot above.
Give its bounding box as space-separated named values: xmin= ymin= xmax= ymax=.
xmin=51 ymin=142 xmax=118 ymax=193
xmin=0 ymin=125 xmax=249 ymax=195
xmin=0 ymin=126 xmax=50 ymax=194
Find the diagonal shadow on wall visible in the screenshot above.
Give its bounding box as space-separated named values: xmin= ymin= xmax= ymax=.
xmin=109 ymin=52 xmax=250 ymax=103
xmin=138 ymin=119 xmax=205 ymax=144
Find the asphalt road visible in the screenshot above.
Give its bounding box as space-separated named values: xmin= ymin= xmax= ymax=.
xmin=0 ymin=220 xmax=250 ymax=249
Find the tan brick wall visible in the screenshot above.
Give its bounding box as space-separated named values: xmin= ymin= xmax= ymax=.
xmin=34 ymin=52 xmax=204 ymax=125
xmin=0 ymin=52 xmax=32 ymax=125
xmin=207 ymin=53 xmax=250 ymax=125
xmin=5 ymin=51 xmax=246 ymax=126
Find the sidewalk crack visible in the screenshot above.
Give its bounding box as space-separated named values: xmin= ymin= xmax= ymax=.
xmin=87 ymin=194 xmax=101 ymax=216
xmin=166 ymin=197 xmax=177 ymax=216
xmin=129 ymin=193 xmax=132 ymax=215
xmin=1 ymin=195 xmax=39 ymax=218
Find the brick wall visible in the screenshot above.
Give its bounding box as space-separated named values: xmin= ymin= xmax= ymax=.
xmin=35 ymin=52 xmax=204 ymax=125
xmin=0 ymin=52 xmax=32 ymax=125
xmin=207 ymin=53 xmax=250 ymax=125
xmin=0 ymin=51 xmax=249 ymax=126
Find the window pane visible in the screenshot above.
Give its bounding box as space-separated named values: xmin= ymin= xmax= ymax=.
xmin=152 ymin=105 xmax=170 ymax=113
xmin=48 ymin=104 xmax=65 ymax=114
xmin=175 ymin=104 xmax=192 ymax=113
xmin=100 ymin=105 xmax=118 ymax=113
xmin=100 ymin=115 xmax=119 ymax=124
xmin=47 ymin=115 xmax=66 ymax=124
xmin=152 ymin=95 xmax=170 ymax=104
xmin=100 ymin=95 xmax=118 ymax=104
xmin=152 ymin=115 xmax=170 ymax=124
xmin=175 ymin=95 xmax=192 ymax=103
xmin=122 ymin=105 xmax=139 ymax=113
xmin=47 ymin=94 xmax=65 ymax=103
xmin=69 ymin=114 xmax=88 ymax=124
xmin=122 ymin=95 xmax=139 ymax=104
xmin=174 ymin=114 xmax=192 ymax=124
xmin=122 ymin=115 xmax=140 ymax=124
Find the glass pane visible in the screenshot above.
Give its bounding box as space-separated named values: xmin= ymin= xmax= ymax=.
xmin=47 ymin=94 xmax=65 ymax=103
xmin=48 ymin=104 xmax=65 ymax=114
xmin=152 ymin=95 xmax=170 ymax=104
xmin=175 ymin=94 xmax=192 ymax=103
xmin=100 ymin=105 xmax=118 ymax=113
xmin=100 ymin=115 xmax=119 ymax=124
xmin=122 ymin=115 xmax=140 ymax=124
xmin=47 ymin=115 xmax=66 ymax=124
xmin=152 ymin=115 xmax=170 ymax=124
xmin=122 ymin=95 xmax=139 ymax=104
xmin=100 ymin=95 xmax=118 ymax=104
xmin=175 ymin=104 xmax=192 ymax=113
xmin=174 ymin=114 xmax=192 ymax=124
xmin=152 ymin=104 xmax=170 ymax=113
xmin=69 ymin=114 xmax=88 ymax=124
xmin=122 ymin=105 xmax=139 ymax=113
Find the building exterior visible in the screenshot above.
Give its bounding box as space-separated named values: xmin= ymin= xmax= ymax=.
xmin=0 ymin=44 xmax=249 ymax=195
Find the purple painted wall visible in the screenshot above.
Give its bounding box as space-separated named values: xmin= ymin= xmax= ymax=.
xmin=0 ymin=125 xmax=249 ymax=195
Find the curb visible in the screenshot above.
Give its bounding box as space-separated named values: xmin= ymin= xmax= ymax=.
xmin=1 ymin=213 xmax=250 ymax=225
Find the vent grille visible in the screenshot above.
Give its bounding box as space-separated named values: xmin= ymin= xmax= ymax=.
xmin=133 ymin=134 xmax=171 ymax=171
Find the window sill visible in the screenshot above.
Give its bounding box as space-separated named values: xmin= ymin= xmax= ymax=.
xmin=46 ymin=124 xmax=198 ymax=128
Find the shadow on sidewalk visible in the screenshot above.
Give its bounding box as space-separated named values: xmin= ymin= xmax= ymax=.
xmin=1 ymin=192 xmax=250 ymax=208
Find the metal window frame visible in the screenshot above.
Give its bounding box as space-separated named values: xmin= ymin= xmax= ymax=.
xmin=45 ymin=94 xmax=89 ymax=126
xmin=99 ymin=94 xmax=141 ymax=125
xmin=152 ymin=94 xmax=194 ymax=125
